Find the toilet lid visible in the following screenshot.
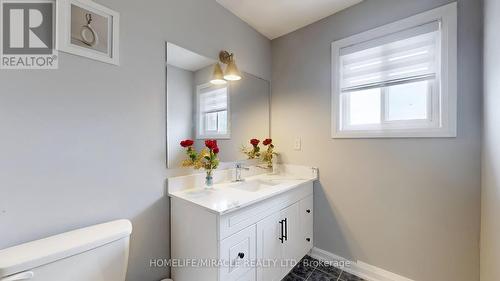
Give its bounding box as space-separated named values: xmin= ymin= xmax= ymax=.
xmin=0 ymin=220 xmax=132 ymax=277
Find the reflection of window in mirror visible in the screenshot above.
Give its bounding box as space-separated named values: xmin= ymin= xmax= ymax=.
xmin=196 ymin=83 xmax=230 ymax=139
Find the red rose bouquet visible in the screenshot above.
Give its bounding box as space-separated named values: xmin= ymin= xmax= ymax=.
xmin=261 ymin=138 xmax=277 ymax=168
xmin=241 ymin=138 xmax=278 ymax=168
xmin=241 ymin=138 xmax=261 ymax=159
xmin=180 ymin=139 xmax=220 ymax=186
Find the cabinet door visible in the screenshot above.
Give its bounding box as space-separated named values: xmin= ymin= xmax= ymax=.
xmin=280 ymin=203 xmax=302 ymax=275
xmin=256 ymin=213 xmax=282 ymax=281
xmin=299 ymin=195 xmax=314 ymax=257
xmin=220 ymin=225 xmax=256 ymax=281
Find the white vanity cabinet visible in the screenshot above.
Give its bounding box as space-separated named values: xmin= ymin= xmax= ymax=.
xmin=170 ymin=181 xmax=314 ymax=281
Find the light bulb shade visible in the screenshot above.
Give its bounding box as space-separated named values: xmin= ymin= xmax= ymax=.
xmin=224 ymin=60 xmax=242 ymax=81
xmin=210 ymin=63 xmax=227 ymax=85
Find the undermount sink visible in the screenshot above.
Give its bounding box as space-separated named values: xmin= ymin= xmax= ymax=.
xmin=231 ymin=179 xmax=281 ymax=192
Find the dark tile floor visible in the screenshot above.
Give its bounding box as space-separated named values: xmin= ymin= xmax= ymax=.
xmin=282 ymin=255 xmax=367 ymax=281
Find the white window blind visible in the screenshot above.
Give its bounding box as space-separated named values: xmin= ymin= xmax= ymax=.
xmin=199 ymin=87 xmax=227 ymax=113
xmin=340 ymin=21 xmax=440 ymax=92
xmin=197 ymin=84 xmax=230 ymax=138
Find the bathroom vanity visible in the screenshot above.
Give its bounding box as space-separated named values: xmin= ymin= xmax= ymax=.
xmin=168 ymin=165 xmax=317 ymax=281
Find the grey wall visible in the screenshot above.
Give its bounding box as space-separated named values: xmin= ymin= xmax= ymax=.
xmin=167 ymin=65 xmax=194 ymax=168
xmin=480 ymin=0 xmax=499 ymax=280
xmin=0 ymin=0 xmax=271 ymax=281
xmin=271 ymin=1 xmax=482 ymax=281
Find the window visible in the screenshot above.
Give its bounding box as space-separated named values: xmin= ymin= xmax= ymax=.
xmin=332 ymin=3 xmax=457 ymax=138
xmin=196 ymin=83 xmax=230 ymax=139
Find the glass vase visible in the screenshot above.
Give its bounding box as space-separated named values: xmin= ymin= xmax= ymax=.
xmin=205 ymin=171 xmax=213 ymax=188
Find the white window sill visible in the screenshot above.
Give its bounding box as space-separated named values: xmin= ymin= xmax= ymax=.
xmin=196 ymin=134 xmax=231 ymax=140
xmin=332 ymin=128 xmax=457 ymax=139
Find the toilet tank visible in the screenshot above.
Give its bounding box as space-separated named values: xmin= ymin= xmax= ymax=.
xmin=0 ymin=220 xmax=132 ymax=281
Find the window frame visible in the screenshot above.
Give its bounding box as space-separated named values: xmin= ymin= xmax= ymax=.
xmin=196 ymin=83 xmax=231 ymax=140
xmin=341 ymin=79 xmax=439 ymax=131
xmin=331 ymin=2 xmax=457 ymax=138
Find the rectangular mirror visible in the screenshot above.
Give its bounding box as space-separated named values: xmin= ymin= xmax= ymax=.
xmin=166 ymin=42 xmax=270 ymax=168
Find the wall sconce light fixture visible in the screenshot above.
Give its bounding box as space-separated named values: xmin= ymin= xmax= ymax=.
xmin=210 ymin=63 xmax=227 ymax=85
xmin=210 ymin=50 xmax=242 ymax=85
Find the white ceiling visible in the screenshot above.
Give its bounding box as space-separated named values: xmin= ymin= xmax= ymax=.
xmin=216 ymin=0 xmax=363 ymax=39
xmin=166 ymin=43 xmax=215 ymax=72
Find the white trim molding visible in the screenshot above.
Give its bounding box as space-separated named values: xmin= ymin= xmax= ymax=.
xmin=309 ymin=247 xmax=415 ymax=281
xmin=331 ymin=2 xmax=457 ymax=138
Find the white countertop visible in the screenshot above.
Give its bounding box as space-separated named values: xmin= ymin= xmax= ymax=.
xmin=168 ymin=167 xmax=317 ymax=215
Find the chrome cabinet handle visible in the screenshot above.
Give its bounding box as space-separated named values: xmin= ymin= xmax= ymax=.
xmin=2 ymin=271 xmax=34 ymax=281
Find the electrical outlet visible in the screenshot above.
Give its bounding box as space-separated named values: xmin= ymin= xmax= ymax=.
xmin=294 ymin=137 xmax=301 ymax=151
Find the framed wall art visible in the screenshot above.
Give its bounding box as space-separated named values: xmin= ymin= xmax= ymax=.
xmin=56 ymin=0 xmax=119 ymax=65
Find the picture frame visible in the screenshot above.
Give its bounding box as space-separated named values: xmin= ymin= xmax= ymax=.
xmin=56 ymin=0 xmax=119 ymax=65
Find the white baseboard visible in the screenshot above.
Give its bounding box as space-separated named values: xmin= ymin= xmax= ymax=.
xmin=309 ymin=247 xmax=415 ymax=281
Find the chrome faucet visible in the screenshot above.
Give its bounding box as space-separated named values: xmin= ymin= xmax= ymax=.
xmin=235 ymin=163 xmax=250 ymax=182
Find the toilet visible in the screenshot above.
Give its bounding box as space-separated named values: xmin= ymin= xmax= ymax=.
xmin=0 ymin=220 xmax=132 ymax=281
